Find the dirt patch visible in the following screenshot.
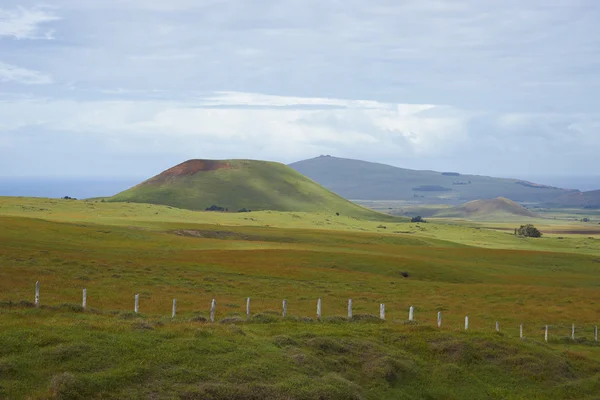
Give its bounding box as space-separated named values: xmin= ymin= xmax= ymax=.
xmin=150 ymin=159 xmax=234 ymax=183
xmin=172 ymin=229 xmax=299 ymax=243
xmin=173 ymin=230 xmax=255 ymax=240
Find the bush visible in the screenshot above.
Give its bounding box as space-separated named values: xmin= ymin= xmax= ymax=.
xmin=515 ymin=224 xmax=542 ymax=238
xmin=205 ymin=205 xmax=226 ymax=212
xmin=238 ymin=208 xmax=252 ymax=213
xmin=411 ymin=216 xmax=426 ymax=223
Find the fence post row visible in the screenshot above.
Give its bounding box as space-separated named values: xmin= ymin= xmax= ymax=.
xmin=21 ymin=283 xmax=600 ymax=343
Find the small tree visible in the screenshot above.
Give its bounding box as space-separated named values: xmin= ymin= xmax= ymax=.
xmin=411 ymin=216 xmax=426 ymax=223
xmin=516 ymin=224 xmax=542 ymax=238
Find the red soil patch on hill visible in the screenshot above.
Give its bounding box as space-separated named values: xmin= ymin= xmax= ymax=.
xmin=148 ymin=160 xmax=234 ymax=183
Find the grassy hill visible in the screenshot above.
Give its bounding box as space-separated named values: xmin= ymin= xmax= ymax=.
xmin=433 ymin=197 xmax=539 ymax=219
xmin=289 ymin=156 xmax=576 ymax=204
xmin=108 ymin=159 xmax=391 ymax=219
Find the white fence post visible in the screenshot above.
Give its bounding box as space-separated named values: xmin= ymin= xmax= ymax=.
xmin=409 ymin=306 xmax=414 ymax=321
xmin=496 ymin=321 xmax=499 ymax=332
xmin=317 ymin=298 xmax=322 ymax=320
xmin=246 ymin=297 xmax=251 ymax=319
xmin=465 ymin=316 xmax=469 ymax=330
xmin=210 ymin=299 xmax=216 ymax=323
xmin=380 ymin=304 xmax=385 ymax=320
xmin=282 ymin=299 xmax=287 ymax=318
xmin=35 ymin=281 xmax=40 ymax=307
xmin=437 ymin=312 xmax=442 ymax=328
xmin=134 ymin=294 xmax=139 ymax=313
xmin=520 ymin=324 xmax=523 ymax=339
xmin=545 ymin=325 xmax=548 ymax=342
xmin=348 ymin=299 xmax=352 ymax=319
xmin=571 ymin=324 xmax=575 ymax=340
xmin=595 ymin=325 xmax=598 ymax=342
xmin=172 ymin=299 xmax=177 ymax=318
xmin=82 ymin=288 xmax=87 ymax=310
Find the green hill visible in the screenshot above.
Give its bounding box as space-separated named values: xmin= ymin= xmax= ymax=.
xmin=289 ymin=156 xmax=576 ymax=204
xmin=433 ymin=197 xmax=539 ymax=219
xmin=108 ymin=159 xmax=390 ymax=219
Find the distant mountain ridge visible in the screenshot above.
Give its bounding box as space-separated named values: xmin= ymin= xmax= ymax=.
xmin=289 ymin=155 xmax=583 ymax=205
xmin=107 ymin=159 xmax=391 ymax=219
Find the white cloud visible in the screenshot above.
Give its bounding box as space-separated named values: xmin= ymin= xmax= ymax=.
xmin=0 ymin=62 xmax=52 ymax=84
xmin=0 ymin=6 xmax=59 ymax=39
xmin=0 ymin=92 xmax=465 ymax=156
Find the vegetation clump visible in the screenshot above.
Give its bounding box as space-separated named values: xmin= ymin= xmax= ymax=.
xmin=515 ymin=224 xmax=542 ymax=238
xmin=206 ymin=205 xmax=228 ymax=212
xmin=411 ymin=216 xmax=426 ymax=223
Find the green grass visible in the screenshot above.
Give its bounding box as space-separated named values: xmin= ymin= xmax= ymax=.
xmin=107 ymin=159 xmax=392 ymax=219
xmin=0 ymin=196 xmax=599 ymax=398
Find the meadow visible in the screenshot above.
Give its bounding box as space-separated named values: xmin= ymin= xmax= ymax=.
xmin=1 ymin=197 xmax=599 ymax=399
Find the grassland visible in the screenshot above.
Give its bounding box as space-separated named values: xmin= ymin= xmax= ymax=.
xmin=1 ymin=196 xmax=599 ymax=398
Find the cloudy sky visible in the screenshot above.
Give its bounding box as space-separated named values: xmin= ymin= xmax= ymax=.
xmin=1 ymin=0 xmax=599 ymax=181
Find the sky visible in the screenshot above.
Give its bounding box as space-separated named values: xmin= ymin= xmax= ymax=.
xmin=1 ymin=0 xmax=599 ymax=184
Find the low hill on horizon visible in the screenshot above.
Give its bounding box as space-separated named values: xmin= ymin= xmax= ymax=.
xmin=433 ymin=197 xmax=539 ymax=219
xmin=107 ymin=159 xmax=392 ymax=219
xmin=289 ymin=156 xmax=578 ymax=204
xmin=550 ymin=189 xmax=600 ymax=209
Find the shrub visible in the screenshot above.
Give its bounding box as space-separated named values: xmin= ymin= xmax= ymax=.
xmin=205 ymin=205 xmax=226 ymax=212
xmin=515 ymin=224 xmax=542 ymax=238
xmin=411 ymin=216 xmax=426 ymax=223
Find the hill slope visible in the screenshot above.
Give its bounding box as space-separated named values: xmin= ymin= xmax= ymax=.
xmin=433 ymin=197 xmax=539 ymax=219
xmin=289 ymin=156 xmax=576 ymax=204
xmin=108 ymin=159 xmax=390 ymax=218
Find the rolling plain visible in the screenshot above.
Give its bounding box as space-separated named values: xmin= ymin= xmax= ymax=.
xmin=1 ymin=196 xmax=599 ymax=399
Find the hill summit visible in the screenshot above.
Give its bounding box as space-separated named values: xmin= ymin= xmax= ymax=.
xmin=108 ymin=159 xmax=386 ymax=218
xmin=433 ymin=197 xmax=538 ymax=219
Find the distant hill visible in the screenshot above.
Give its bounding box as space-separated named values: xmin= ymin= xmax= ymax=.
xmin=433 ymin=197 xmax=539 ymax=219
xmin=108 ymin=159 xmax=391 ymax=219
xmin=551 ymin=189 xmax=600 ymax=209
xmin=289 ymin=156 xmax=576 ymax=204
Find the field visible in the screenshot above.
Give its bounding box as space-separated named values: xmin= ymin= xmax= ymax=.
xmin=1 ymin=197 xmax=599 ymax=399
